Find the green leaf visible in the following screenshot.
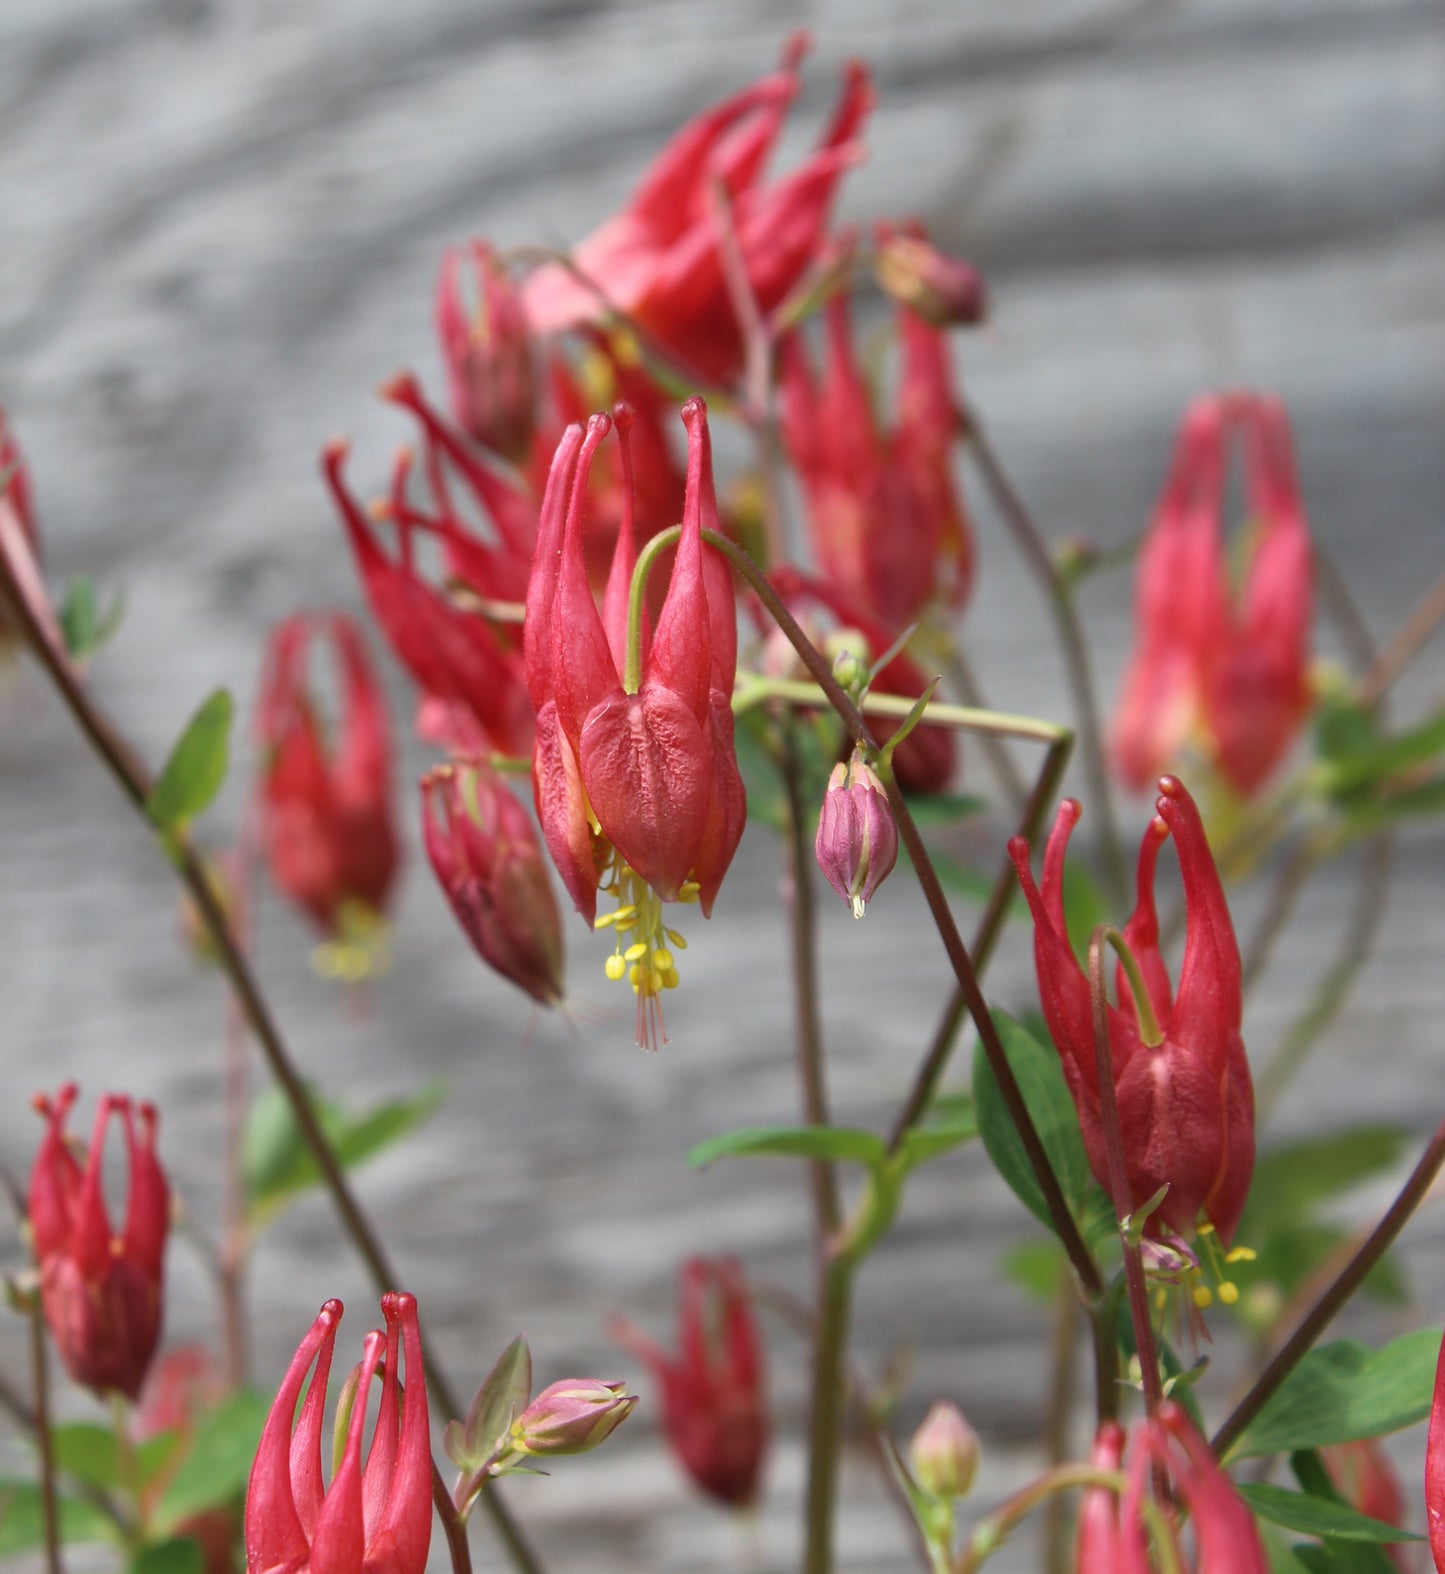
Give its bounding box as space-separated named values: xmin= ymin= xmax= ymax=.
xmin=129 ymin=1539 xmax=205 ymax=1574
xmin=1244 ymin=1128 xmax=1411 ymax=1235
xmin=972 ymin=1011 xmax=1088 ymax=1234
xmin=49 ymin=1423 xmax=118 ymax=1490
xmin=1229 ymin=1328 xmax=1441 ymax=1460
xmin=1000 ymin=1238 xmax=1067 ymax=1301
xmin=145 ymin=689 xmax=234 ymax=830
xmin=58 ymin=577 xmax=125 ymax=662
xmin=1061 ymin=861 xmax=1109 ymax=968
xmin=446 ymin=1335 xmax=533 ymax=1472
xmin=1319 ymin=707 xmax=1445 ymax=800
xmin=243 ymin=1080 xmax=446 ymax=1226
xmin=901 ymin=791 xmax=989 ymax=828
xmin=898 ymin=1115 xmax=978 ymax=1171
xmin=689 ymin=1125 xmax=887 ymax=1170
xmin=1239 ymin=1483 xmax=1422 ymax=1546
xmin=154 ymin=1390 xmax=269 ymax=1531
xmin=0 ymin=1480 xmax=113 ymax=1552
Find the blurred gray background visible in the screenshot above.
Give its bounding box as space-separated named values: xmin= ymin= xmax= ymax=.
xmin=1 ymin=0 xmax=1443 ymax=1569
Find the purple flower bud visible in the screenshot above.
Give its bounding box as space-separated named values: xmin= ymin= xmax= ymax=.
xmin=815 ymin=754 xmax=898 ymax=918
xmin=909 ymin=1400 xmax=979 ymax=1501
xmin=509 ymin=1378 xmax=637 ymax=1456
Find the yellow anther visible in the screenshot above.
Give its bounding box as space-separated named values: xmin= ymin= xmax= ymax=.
xmin=604 ymin=954 xmax=627 ymax=982
xmin=1217 ymin=1282 xmax=1240 ymax=1306
xmin=653 ymin=948 xmax=674 ymax=971
xmin=665 ymin=929 xmax=688 ymax=949
xmin=1196 ymin=1222 xmax=1216 ymax=1237
xmin=1192 ymin=1285 xmax=1214 ymax=1310
xmin=628 ymin=962 xmax=642 ymax=987
xmin=624 ymin=942 xmax=648 ymax=962
xmin=613 ymin=904 xmax=637 ymax=920
xmin=1225 ymin=1246 xmax=1257 ymax=1264
xmin=616 ymin=918 xmax=637 ymax=933
xmin=594 ymin=912 xmax=618 ymax=929
xmin=1154 ymin=1289 xmax=1167 ymax=1311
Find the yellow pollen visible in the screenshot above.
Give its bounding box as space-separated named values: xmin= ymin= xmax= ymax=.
xmin=596 ymin=855 xmax=693 ymax=1050
xmin=1225 ymin=1246 xmax=1257 ymax=1264
xmin=1217 ymin=1282 xmax=1240 ymax=1306
xmin=1192 ymin=1285 xmax=1214 ymax=1309
xmin=604 ymin=954 xmax=627 ymax=982
xmin=624 ymin=942 xmax=648 ymax=962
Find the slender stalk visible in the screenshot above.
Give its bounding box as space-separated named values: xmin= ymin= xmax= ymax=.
xmin=1087 ymin=930 xmax=1166 ymax=1430
xmin=0 ymin=534 xmax=545 ymax=1574
xmin=886 ymin=733 xmax=1072 ymax=1151
xmin=1254 ymin=829 xmax=1393 ymax=1118
xmin=1042 ymin=1288 xmax=1080 ymax=1574
xmin=1360 ymin=565 xmax=1445 ymax=707
xmin=28 ymin=1294 xmax=63 ymax=1574
xmin=953 ymin=1464 xmax=1128 ymax=1574
xmin=706 ymin=532 xmax=1103 ymax=1298
xmin=1090 ymin=1297 xmax=1121 ymax=1426
xmin=778 ymin=727 xmax=841 ymax=1241
xmin=1212 ymin=1108 xmax=1445 ymax=1460
xmin=962 ymin=406 xmax=1127 ymax=905
xmin=802 ymin=1256 xmax=854 ymax=1574
xmin=433 ymin=1461 xmax=474 ymax=1574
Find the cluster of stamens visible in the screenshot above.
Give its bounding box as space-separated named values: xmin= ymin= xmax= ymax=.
xmin=1143 ymin=1223 xmax=1258 ymax=1346
xmin=594 ymin=856 xmax=698 ymax=1051
xmin=313 ymin=901 xmax=391 ymax=983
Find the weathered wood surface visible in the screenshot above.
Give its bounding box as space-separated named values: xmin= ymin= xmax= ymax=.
xmin=1 ymin=0 xmax=1443 ymax=1568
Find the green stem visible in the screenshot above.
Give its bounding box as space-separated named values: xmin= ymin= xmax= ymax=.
xmin=1098 ymin=927 xmax=1163 ymax=1048
xmin=954 ymin=1464 xmax=1127 ymax=1574
xmin=1212 ymin=1106 xmax=1445 ymax=1459
xmin=802 ymin=1256 xmax=854 ymax=1574
xmin=29 ymin=1296 xmax=63 ymax=1574
xmin=0 ymin=530 xmax=546 ymax=1574
xmin=706 ymin=533 xmax=1103 ymax=1299
xmin=625 ymin=525 xmax=682 ymax=692
xmin=963 ymin=407 xmax=1127 ymax=906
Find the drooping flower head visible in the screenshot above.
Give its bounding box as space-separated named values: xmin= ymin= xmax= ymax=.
xmin=1076 ymin=1404 xmax=1268 ymax=1572
xmin=611 ymin=1257 xmax=767 ymax=1508
xmin=1111 ymin=394 xmax=1313 ymax=797
xmin=523 ymin=35 xmax=873 ymax=388
xmin=245 ymin=1294 xmax=431 ymax=1574
xmin=254 ymin=613 xmax=401 ymax=956
xmin=28 ymin=1084 xmax=169 ymax=1401
xmin=525 ymin=396 xmax=745 ymax=1049
xmin=421 ymin=760 xmax=565 ymax=1008
xmin=435 ymin=241 xmax=537 ymax=462
xmin=780 ymin=241 xmax=973 ymax=630
xmin=1010 ymin=777 xmax=1254 ymax=1248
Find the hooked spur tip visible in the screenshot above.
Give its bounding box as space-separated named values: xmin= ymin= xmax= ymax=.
xmin=680 ymin=394 xmax=709 ymax=429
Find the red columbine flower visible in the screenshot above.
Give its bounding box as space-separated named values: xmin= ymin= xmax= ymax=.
xmin=779 ymin=259 xmax=974 ymax=631
xmin=1111 ymin=394 xmax=1313 ymax=797
xmin=611 ymin=1258 xmax=768 ymax=1508
xmin=421 ymin=760 xmax=565 ymax=1007
xmin=435 ymin=241 xmax=537 ymax=462
xmin=28 ymin=1085 xmax=169 ymax=1401
xmin=246 ymin=1294 xmax=431 ymax=1574
xmin=255 ymin=613 xmax=401 ymax=949
xmin=1010 ymin=777 xmax=1254 ymax=1245
xmin=1078 ymin=1404 xmax=1267 ymax=1572
xmin=525 ymin=396 xmax=745 ymax=1049
xmin=522 ymin=36 xmax=873 ymax=388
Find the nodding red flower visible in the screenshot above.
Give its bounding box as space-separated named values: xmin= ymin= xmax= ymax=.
xmin=254 ymin=613 xmax=401 ymax=944
xmin=28 ymin=1085 xmax=169 ymax=1401
xmin=245 ymin=1295 xmax=431 ymax=1574
xmin=779 ymin=263 xmax=973 ymax=630
xmin=1077 ymin=1404 xmax=1267 ymax=1572
xmin=1427 ymin=1329 xmax=1445 ymax=1572
xmin=611 ymin=1258 xmax=767 ymax=1509
xmin=435 ymin=241 xmax=537 ymax=462
xmin=420 ymin=760 xmax=565 ymax=1008
xmin=526 ymin=396 xmax=745 ymax=1050
xmin=1010 ymin=777 xmax=1254 ymax=1245
xmin=323 ymin=437 xmax=536 ymax=759
xmin=522 ymin=35 xmax=873 ymax=388
xmin=1111 ymin=394 xmax=1313 ymax=798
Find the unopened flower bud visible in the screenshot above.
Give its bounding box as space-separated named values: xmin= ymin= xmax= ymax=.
xmin=875 ymin=227 xmax=987 ymax=328
xmin=815 ymin=753 xmax=898 ymax=918
xmin=509 ymin=1378 xmax=637 ymax=1456
xmin=910 ymin=1400 xmax=979 ymax=1501
xmin=826 ymin=632 xmax=870 ymax=696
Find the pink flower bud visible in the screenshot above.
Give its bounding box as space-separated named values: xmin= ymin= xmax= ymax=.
xmin=909 ymin=1400 xmax=979 ymax=1500
xmin=421 ymin=761 xmax=565 ymax=1007
xmin=815 ymin=753 xmax=898 ymax=918
xmin=875 ymin=223 xmax=987 ymax=327
xmin=28 ymin=1085 xmax=169 ymax=1401
xmin=509 ymin=1378 xmax=638 ymax=1456
xmin=436 ymin=242 xmax=537 ymax=461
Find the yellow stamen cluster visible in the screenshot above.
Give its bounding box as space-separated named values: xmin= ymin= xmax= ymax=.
xmin=312 ymin=902 xmax=391 ymax=983
xmin=1148 ymin=1221 xmax=1258 ymax=1337
xmin=594 ymin=857 xmax=698 ymax=1051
